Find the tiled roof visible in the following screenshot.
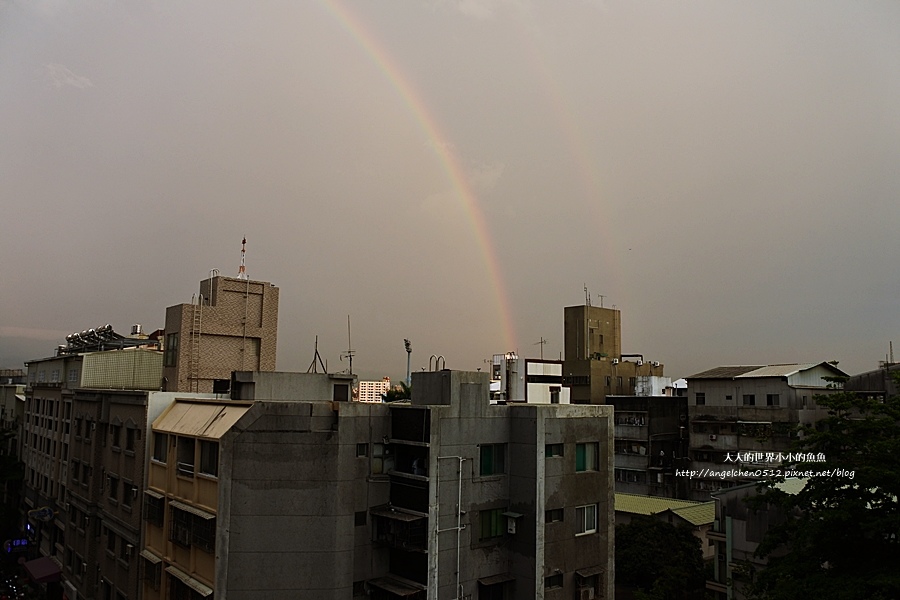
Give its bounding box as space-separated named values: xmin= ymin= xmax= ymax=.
xmin=736 ymin=364 xmax=816 ymax=378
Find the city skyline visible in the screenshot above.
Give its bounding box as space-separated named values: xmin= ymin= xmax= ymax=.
xmin=2 ymin=1 xmax=899 ymax=381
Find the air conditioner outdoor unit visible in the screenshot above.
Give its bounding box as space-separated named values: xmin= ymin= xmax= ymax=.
xmin=709 ymin=434 xmax=717 ymax=441
xmin=579 ymin=587 xmax=595 ymax=600
xmin=653 ymin=361 xmax=661 ymax=367
xmin=126 ymin=544 xmax=134 ymax=555
xmin=637 ymin=360 xmax=643 ymax=366
xmin=612 ymin=359 xmax=619 ymax=365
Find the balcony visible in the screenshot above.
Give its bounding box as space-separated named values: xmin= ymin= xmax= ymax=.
xmin=614 ymin=424 xmax=648 ymax=439
xmin=614 ymin=454 xmax=648 ymax=470
xmin=372 ymin=507 xmax=427 ymax=552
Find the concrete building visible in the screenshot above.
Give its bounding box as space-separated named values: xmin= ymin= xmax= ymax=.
xmin=607 ymin=395 xmax=689 ymax=498
xmin=562 ymin=306 xmax=664 ymax=404
xmin=162 ymin=275 xmax=279 ymax=393
xmin=490 ymin=353 xmax=571 ymax=404
xmin=705 ymin=479 xmax=807 ymax=600
xmin=142 ymin=369 xmax=614 ymax=600
xmin=357 ymin=377 xmax=391 ymax=402
xmin=685 ymin=363 xmax=847 ymax=501
xmin=845 ymin=362 xmax=900 ymax=398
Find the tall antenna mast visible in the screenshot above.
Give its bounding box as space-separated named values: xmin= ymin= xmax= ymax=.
xmin=341 ymin=316 xmax=355 ymax=374
xmin=533 ymin=337 xmax=547 ymax=360
xmin=307 ymin=336 xmax=327 ymax=373
xmin=237 ymin=237 xmax=248 ymax=280
xmin=584 ymin=284 xmax=591 ymax=306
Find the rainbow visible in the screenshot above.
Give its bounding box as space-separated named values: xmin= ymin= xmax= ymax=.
xmin=319 ymin=0 xmax=519 ymax=352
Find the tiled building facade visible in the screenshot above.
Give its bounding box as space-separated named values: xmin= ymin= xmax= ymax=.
xmin=162 ymin=276 xmax=279 ymax=394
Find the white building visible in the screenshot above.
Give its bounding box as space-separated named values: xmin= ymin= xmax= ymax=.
xmin=357 ymin=377 xmax=391 ymax=402
xmin=491 ymin=353 xmax=571 ymax=404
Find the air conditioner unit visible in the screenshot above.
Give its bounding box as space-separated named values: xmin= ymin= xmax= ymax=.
xmin=611 ymin=359 xmax=619 ymax=365
xmin=132 ymin=488 xmax=138 ymax=498
xmin=652 ymin=361 xmax=661 ymax=367
xmin=579 ymin=587 xmax=595 ymax=600
xmin=709 ymin=434 xmax=717 ymax=441
xmin=126 ymin=544 xmax=134 ymax=555
xmin=636 ymin=360 xmax=643 ymax=366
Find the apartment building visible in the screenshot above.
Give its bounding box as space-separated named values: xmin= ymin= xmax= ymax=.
xmin=162 ymin=276 xmax=279 ymax=393
xmin=142 ymin=369 xmax=614 ymax=600
xmin=686 ymin=363 xmax=847 ymax=501
xmin=607 ymin=395 xmax=689 ymax=498
xmin=357 ymin=377 xmax=391 ymax=402
xmin=562 ymin=305 xmax=664 ymax=404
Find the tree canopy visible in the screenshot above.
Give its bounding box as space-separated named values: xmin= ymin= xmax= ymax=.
xmin=616 ymin=516 xmax=708 ymax=600
xmin=747 ymin=384 xmax=900 ymax=600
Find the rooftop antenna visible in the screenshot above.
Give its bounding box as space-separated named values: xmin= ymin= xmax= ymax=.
xmin=584 ymin=284 xmax=590 ymax=306
xmin=341 ymin=315 xmax=355 ymax=375
xmin=237 ymin=237 xmax=248 ymax=280
xmin=597 ymin=294 xmax=606 ymax=308
xmin=533 ymin=337 xmax=547 ymax=360
xmin=891 ymin=341 xmax=895 ymax=365
xmin=307 ymin=335 xmax=327 ymax=373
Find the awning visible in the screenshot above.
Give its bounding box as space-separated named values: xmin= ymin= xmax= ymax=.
xmin=501 ymin=511 xmax=523 ymax=519
xmin=367 ymin=577 xmax=425 ymax=597
xmin=23 ymin=556 xmax=61 ymax=583
xmin=140 ymin=549 xmax=162 ymax=564
xmin=170 ymin=500 xmax=215 ymax=520
xmin=165 ymin=565 xmax=213 ymax=597
xmin=370 ymin=507 xmax=426 ymax=522
xmin=145 ymin=489 xmax=164 ymax=500
xmin=576 ymin=566 xmax=604 ymax=579
xmin=478 ymin=573 xmax=515 ymax=586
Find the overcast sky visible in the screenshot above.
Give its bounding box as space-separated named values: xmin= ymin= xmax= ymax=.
xmin=2 ymin=0 xmax=899 ymax=381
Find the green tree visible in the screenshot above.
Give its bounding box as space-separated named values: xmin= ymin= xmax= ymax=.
xmin=384 ymin=381 xmax=411 ymax=402
xmin=616 ymin=516 xmax=708 ymax=599
xmin=747 ymin=384 xmax=900 ymax=600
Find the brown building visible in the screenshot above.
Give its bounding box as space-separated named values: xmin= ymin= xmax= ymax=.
xmin=563 ymin=305 xmax=664 ymax=404
xmin=162 ymin=276 xmax=279 ymax=393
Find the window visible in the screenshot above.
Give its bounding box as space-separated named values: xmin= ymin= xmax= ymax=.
xmin=766 ymin=394 xmax=780 ymax=406
xmin=107 ymin=529 xmax=116 ymax=553
xmin=479 ymin=508 xmax=506 ymax=541
xmin=545 ymin=508 xmax=564 ymax=523
xmin=51 ymin=370 xmax=60 ymax=383
xmin=617 ymin=376 xmax=623 ymax=388
xmin=192 ymin=516 xmax=215 ymax=553
xmin=356 ymin=443 xmax=368 ymax=457
xmin=71 ymin=461 xmax=81 ymax=484
xmin=550 ymin=386 xmax=560 ymax=404
xmin=199 ymin=440 xmax=218 ymax=477
xmin=144 ymin=494 xmax=164 ymax=527
xmin=122 ymin=482 xmax=136 ymax=508
xmin=545 ymin=443 xmax=564 ymax=458
xmin=171 ymin=508 xmax=193 ymax=547
xmin=333 ymin=384 xmax=349 ymax=402
xmin=354 ymin=511 xmax=367 ymax=526
xmin=480 ymin=444 xmax=506 ymax=476
xmin=177 ymin=437 xmax=195 ymax=478
xmin=111 ymin=425 xmax=121 ymax=449
xmin=576 ymin=443 xmax=598 ymax=472
xmin=545 ymin=574 xmax=563 ymax=589
xmin=576 ymin=503 xmax=598 ymax=535
xmin=743 ymin=395 xmax=756 ymax=406
xmin=126 ymin=428 xmax=137 ymax=452
xmin=119 ymin=537 xmax=131 ymax=562
xmin=108 ymin=475 xmax=119 ymax=502
xmin=68 ymin=368 xmax=78 ymax=383
xmin=605 ymin=376 xmax=611 ymax=388
xmin=152 ymin=433 xmax=168 ymax=463
xmin=695 ymin=392 xmax=706 ymax=406
xmin=164 ymin=333 xmax=179 ymax=367
xmin=82 ymin=465 xmax=91 ymax=486
xmin=143 ymin=554 xmax=162 ymax=591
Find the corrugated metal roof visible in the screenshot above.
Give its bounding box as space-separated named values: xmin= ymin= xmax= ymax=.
xmin=687 ymin=366 xmax=763 ymax=379
xmin=736 ymin=364 xmax=816 ymax=378
xmin=669 ymin=502 xmax=715 ymax=526
xmin=153 ymin=400 xmax=250 ymax=439
xmin=614 ymin=493 xmax=703 ymax=516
